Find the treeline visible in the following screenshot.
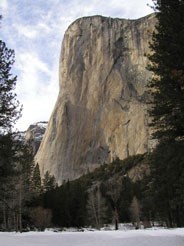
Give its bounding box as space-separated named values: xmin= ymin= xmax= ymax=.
xmin=41 ymin=155 xmax=148 ymax=230
xmin=36 ymin=153 xmax=184 ymax=229
xmin=0 ymin=139 xmax=57 ymax=231
xmin=1 ymin=150 xmax=183 ymax=231
xmin=0 ymin=138 xmax=56 ymax=232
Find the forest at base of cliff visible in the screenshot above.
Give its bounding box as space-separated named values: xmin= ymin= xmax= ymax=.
xmin=1 ymin=154 xmax=183 ymax=231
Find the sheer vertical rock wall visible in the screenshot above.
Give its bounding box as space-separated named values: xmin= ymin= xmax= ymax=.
xmin=36 ymin=14 xmax=156 ymax=184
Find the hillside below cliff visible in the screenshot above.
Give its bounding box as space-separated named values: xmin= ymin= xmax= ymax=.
xmin=36 ymin=14 xmax=156 ymax=184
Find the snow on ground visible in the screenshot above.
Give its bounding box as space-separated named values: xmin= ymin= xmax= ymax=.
xmin=0 ymin=228 xmax=184 ymax=246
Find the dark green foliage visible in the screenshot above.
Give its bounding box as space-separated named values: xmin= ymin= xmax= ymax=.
xmin=149 ymin=140 xmax=184 ymax=227
xmin=139 ymin=175 xmax=155 ymax=225
xmin=147 ymin=0 xmax=184 ymax=227
xmin=118 ymin=177 xmax=134 ymax=222
xmin=83 ymin=154 xmax=145 ymax=183
xmin=0 ymin=133 xmax=26 ymax=199
xmin=42 ymin=171 xmax=57 ymax=192
xmin=148 ymin=0 xmax=184 ymax=141
xmin=32 ymin=163 xmax=42 ymax=194
xmin=43 ymin=180 xmax=88 ymax=228
xmin=0 ymin=133 xmax=16 ymax=178
xmin=0 ymin=133 xmax=36 ymax=231
xmin=0 ymin=40 xmax=22 ymax=133
xmin=0 ymin=21 xmax=25 ymax=231
xmin=40 ymin=155 xmax=149 ymax=228
xmin=0 ymin=22 xmax=21 ymax=187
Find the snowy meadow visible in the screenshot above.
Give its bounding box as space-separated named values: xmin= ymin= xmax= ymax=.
xmin=0 ymin=228 xmax=184 ymax=246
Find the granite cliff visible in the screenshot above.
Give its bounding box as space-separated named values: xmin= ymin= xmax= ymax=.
xmin=36 ymin=14 xmax=156 ymax=184
xmin=25 ymin=122 xmax=47 ymax=155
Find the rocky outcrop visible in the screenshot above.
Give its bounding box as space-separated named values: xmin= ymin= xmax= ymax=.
xmin=36 ymin=14 xmax=156 ymax=184
xmin=25 ymin=122 xmax=47 ymax=155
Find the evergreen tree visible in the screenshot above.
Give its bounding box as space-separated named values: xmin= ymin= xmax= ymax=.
xmin=147 ymin=0 xmax=184 ymax=227
xmin=0 ymin=40 xmax=22 ymax=133
xmin=32 ymin=163 xmax=42 ymax=195
xmin=150 ymin=141 xmax=184 ymax=227
xmin=43 ymin=171 xmax=57 ymax=192
xmin=0 ymin=135 xmax=35 ymax=231
xmin=15 ymin=143 xmax=35 ymax=231
xmin=0 ymin=31 xmax=21 ymax=186
xmin=0 ymin=18 xmax=38 ymax=230
xmin=0 ymin=16 xmax=22 ymax=223
xmin=148 ymin=0 xmax=184 ymax=141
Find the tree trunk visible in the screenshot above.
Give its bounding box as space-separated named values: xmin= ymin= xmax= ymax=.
xmin=167 ymin=209 xmax=173 ymax=228
xmin=114 ymin=208 xmax=119 ymax=230
xmin=3 ymin=204 xmax=7 ymax=230
xmin=176 ymin=205 xmax=181 ymax=227
xmin=19 ymin=182 xmax=22 ymax=232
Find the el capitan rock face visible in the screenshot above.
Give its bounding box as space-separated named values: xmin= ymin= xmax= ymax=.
xmin=36 ymin=14 xmax=156 ymax=184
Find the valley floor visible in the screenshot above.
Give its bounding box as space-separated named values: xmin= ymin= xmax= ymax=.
xmin=0 ymin=228 xmax=184 ymax=246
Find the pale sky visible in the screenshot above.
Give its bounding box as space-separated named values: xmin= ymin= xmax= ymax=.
xmin=0 ymin=0 xmax=153 ymax=131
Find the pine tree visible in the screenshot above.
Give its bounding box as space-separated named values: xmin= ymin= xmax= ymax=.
xmin=0 ymin=15 xmax=22 ymax=194
xmin=43 ymin=171 xmax=57 ymax=192
xmin=0 ymin=40 xmax=22 ymax=133
xmin=32 ymin=163 xmax=42 ymax=195
xmin=150 ymin=141 xmax=184 ymax=227
xmin=147 ymin=0 xmax=184 ymax=227
xmin=15 ymin=143 xmax=35 ymax=232
xmin=148 ymin=0 xmax=184 ymax=142
xmin=0 ymin=17 xmax=30 ymax=231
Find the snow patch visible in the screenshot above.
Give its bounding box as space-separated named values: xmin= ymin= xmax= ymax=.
xmin=0 ymin=228 xmax=184 ymax=246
